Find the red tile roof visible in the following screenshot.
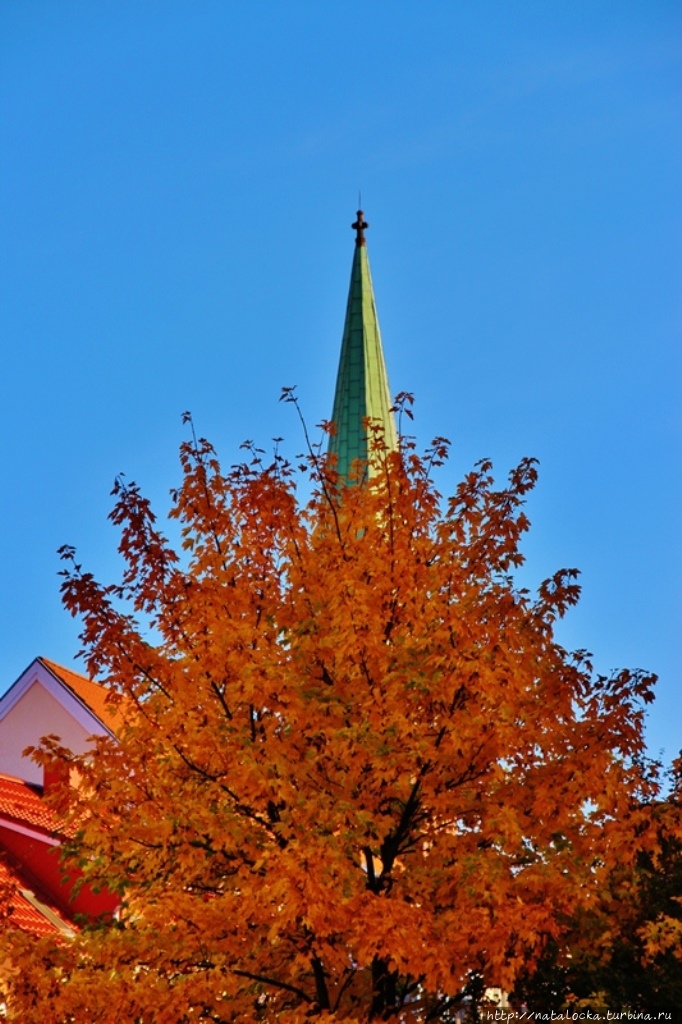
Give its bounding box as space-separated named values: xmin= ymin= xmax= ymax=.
xmin=0 ymin=774 xmax=60 ymax=836
xmin=0 ymin=851 xmax=73 ymax=937
xmin=40 ymin=657 xmax=122 ymax=733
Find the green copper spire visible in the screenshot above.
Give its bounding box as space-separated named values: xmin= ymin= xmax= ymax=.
xmin=329 ymin=211 xmax=398 ymax=478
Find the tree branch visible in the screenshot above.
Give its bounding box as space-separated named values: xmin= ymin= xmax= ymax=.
xmin=232 ymin=968 xmax=312 ymax=1004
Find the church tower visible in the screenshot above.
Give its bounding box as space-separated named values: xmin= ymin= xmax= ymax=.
xmin=328 ymin=211 xmax=398 ymax=477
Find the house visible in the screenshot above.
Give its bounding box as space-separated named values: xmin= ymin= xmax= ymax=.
xmin=0 ymin=657 xmax=120 ymax=936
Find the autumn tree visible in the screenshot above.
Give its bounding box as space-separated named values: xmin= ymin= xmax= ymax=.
xmin=0 ymin=410 xmax=663 ymax=1022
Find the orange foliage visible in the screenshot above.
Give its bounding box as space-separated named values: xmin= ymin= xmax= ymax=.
xmin=0 ymin=415 xmax=661 ymax=1022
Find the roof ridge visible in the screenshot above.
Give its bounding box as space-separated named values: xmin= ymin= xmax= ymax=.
xmin=40 ymin=656 xmax=98 ymax=685
xmin=0 ymin=771 xmax=42 ymax=789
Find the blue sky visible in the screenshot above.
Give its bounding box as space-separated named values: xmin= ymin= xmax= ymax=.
xmin=1 ymin=2 xmax=680 ymax=766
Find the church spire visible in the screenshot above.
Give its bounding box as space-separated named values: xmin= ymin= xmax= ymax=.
xmin=328 ymin=210 xmax=398 ymax=478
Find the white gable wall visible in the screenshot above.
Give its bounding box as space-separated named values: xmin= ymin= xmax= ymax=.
xmin=0 ymin=661 xmax=108 ymax=784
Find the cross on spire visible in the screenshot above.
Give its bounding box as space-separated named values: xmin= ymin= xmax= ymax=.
xmin=352 ymin=210 xmax=368 ymax=247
